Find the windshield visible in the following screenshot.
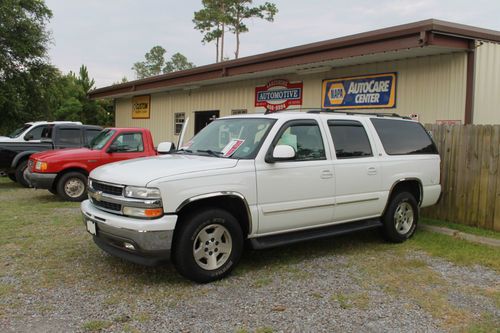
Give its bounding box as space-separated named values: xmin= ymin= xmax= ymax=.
xmin=89 ymin=129 xmax=115 ymax=149
xmin=183 ymin=118 xmax=275 ymax=159
xmin=8 ymin=124 xmax=31 ymax=138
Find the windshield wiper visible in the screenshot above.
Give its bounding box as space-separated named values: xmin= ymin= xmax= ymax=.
xmin=196 ymin=149 xmax=223 ymax=157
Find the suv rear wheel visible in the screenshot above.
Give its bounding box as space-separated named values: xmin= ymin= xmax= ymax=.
xmin=56 ymin=172 xmax=87 ymax=202
xmin=382 ymin=191 xmax=418 ymax=243
xmin=173 ymin=208 xmax=243 ymax=283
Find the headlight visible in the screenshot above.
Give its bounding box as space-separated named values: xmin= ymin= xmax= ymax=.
xmin=123 ymin=206 xmax=163 ymax=218
xmin=124 ymin=186 xmax=161 ymax=199
xmin=35 ymin=161 xmax=48 ymax=172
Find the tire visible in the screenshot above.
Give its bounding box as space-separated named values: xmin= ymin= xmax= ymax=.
xmin=173 ymin=208 xmax=244 ymax=283
xmin=56 ymin=172 xmax=88 ymax=202
xmin=49 ymin=188 xmax=58 ymax=195
xmin=7 ymin=173 xmax=16 ymax=182
xmin=381 ymin=191 xmax=419 ymax=243
xmin=15 ymin=160 xmax=30 ymax=187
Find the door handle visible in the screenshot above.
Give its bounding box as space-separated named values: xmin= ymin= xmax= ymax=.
xmin=320 ymin=170 xmax=333 ymax=179
xmin=367 ymin=167 xmax=377 ymax=175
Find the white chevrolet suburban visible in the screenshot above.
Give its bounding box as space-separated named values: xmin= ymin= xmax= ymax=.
xmin=81 ymin=111 xmax=441 ymax=283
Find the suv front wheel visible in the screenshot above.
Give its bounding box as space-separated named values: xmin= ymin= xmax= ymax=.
xmin=382 ymin=191 xmax=419 ymax=243
xmin=173 ymin=208 xmax=243 ymax=283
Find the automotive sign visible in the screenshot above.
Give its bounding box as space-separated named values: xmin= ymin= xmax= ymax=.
xmin=255 ymin=79 xmax=303 ymax=112
xmin=132 ymin=95 xmax=151 ymax=119
xmin=322 ymin=73 xmax=396 ymax=109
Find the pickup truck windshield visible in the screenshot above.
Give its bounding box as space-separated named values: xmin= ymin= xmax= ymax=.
xmin=89 ymin=129 xmax=116 ymax=150
xmin=8 ymin=124 xmax=30 ymax=138
xmin=185 ymin=118 xmax=275 ymax=159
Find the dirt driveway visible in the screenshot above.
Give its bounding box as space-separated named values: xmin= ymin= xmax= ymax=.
xmin=0 ymin=179 xmax=499 ymax=332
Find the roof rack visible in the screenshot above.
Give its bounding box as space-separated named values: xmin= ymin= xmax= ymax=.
xmin=307 ymin=109 xmax=410 ymax=119
xmin=264 ymin=107 xmax=410 ymax=119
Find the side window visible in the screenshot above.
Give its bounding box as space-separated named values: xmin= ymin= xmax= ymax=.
xmin=328 ymin=120 xmax=373 ymax=159
xmin=113 ymin=133 xmax=144 ymax=152
xmin=275 ymin=122 xmax=326 ymax=161
xmin=26 ymin=125 xmax=47 ymax=140
xmin=58 ymin=128 xmax=82 ymax=146
xmin=85 ymin=129 xmax=101 ymax=144
xmin=174 ymin=113 xmax=185 ymax=135
xmin=371 ymin=118 xmax=438 ymax=155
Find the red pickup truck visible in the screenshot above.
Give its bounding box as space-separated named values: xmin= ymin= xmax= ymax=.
xmin=26 ymin=127 xmax=163 ymax=201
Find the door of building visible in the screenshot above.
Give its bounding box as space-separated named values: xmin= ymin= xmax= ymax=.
xmin=194 ymin=110 xmax=219 ymax=134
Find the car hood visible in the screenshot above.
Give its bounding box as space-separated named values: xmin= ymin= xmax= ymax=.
xmin=90 ymin=154 xmax=239 ymax=186
xmin=31 ymin=148 xmax=95 ymax=161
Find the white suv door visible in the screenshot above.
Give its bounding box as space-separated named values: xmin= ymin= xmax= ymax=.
xmin=327 ymin=119 xmax=383 ymax=221
xmin=255 ymin=120 xmax=335 ymax=234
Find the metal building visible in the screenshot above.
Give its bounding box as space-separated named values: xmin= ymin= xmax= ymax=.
xmin=89 ymin=19 xmax=500 ymax=145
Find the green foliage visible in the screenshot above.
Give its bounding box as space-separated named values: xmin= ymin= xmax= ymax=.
xmin=0 ymin=1 xmax=113 ymax=134
xmin=227 ymin=0 xmax=278 ymax=58
xmin=0 ymin=0 xmax=53 ymax=80
xmin=193 ymin=0 xmax=278 ymax=60
xmin=132 ymin=46 xmax=195 ymax=79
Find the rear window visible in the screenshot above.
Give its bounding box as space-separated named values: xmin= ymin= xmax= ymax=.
xmin=58 ymin=128 xmax=82 ymax=146
xmin=370 ymin=118 xmax=438 ymax=155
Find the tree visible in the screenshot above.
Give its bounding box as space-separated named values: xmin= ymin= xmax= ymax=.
xmin=193 ymin=0 xmax=229 ymax=63
xmin=0 ymin=0 xmax=54 ymax=133
xmin=164 ymin=53 xmax=195 ymax=73
xmin=132 ymin=46 xmax=195 ymax=79
xmin=227 ymin=1 xmax=277 ymax=59
xmin=0 ymin=0 xmax=52 ymax=80
xmin=193 ymin=0 xmax=278 ymax=61
xmin=132 ymin=46 xmax=167 ymax=79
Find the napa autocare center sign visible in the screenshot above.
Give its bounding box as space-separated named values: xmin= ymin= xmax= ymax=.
xmin=322 ymin=73 xmax=397 ymax=109
xmin=255 ymin=79 xmax=303 ymax=112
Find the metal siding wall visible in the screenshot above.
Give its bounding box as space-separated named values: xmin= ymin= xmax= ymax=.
xmin=115 ymin=52 xmax=467 ymax=142
xmin=301 ymin=52 xmax=467 ymax=124
xmin=474 ymin=42 xmax=500 ymax=124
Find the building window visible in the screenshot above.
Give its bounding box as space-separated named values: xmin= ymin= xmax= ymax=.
xmin=231 ymin=109 xmax=247 ymax=115
xmin=174 ymin=112 xmax=185 ymax=135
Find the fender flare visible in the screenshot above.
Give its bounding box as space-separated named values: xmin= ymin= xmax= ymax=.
xmin=11 ymin=151 xmax=38 ymax=168
xmin=176 ymin=191 xmax=253 ymax=234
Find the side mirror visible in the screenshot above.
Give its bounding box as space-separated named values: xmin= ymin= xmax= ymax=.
xmin=266 ymin=144 xmax=296 ymax=163
xmin=24 ymin=134 xmax=34 ymax=141
xmin=157 ymin=141 xmax=175 ymax=154
xmin=107 ymin=143 xmax=119 ymax=153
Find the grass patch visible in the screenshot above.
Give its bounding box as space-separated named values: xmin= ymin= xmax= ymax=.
xmin=351 ymin=249 xmax=472 ymax=329
xmin=421 ymin=218 xmax=500 ymax=240
xmin=465 ymin=313 xmax=500 ymax=333
xmin=82 ymin=320 xmax=113 ymax=331
xmin=408 ymin=230 xmax=500 ymax=272
xmin=330 ymin=292 xmax=370 ymax=310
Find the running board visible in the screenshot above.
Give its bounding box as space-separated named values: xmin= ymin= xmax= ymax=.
xmin=249 ymin=219 xmax=383 ymax=250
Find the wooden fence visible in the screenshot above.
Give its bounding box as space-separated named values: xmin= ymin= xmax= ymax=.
xmin=422 ymin=124 xmax=500 ymax=231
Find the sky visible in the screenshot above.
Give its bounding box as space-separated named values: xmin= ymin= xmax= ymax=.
xmin=44 ymin=0 xmax=500 ymax=88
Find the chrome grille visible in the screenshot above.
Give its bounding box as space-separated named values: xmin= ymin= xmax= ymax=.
xmin=91 ymin=180 xmax=123 ymax=196
xmin=91 ymin=198 xmax=121 ymax=212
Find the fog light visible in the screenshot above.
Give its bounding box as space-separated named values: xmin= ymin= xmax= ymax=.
xmin=124 ymin=242 xmax=135 ymax=250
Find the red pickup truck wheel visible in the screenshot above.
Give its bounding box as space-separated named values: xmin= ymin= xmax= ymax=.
xmin=56 ymin=172 xmax=88 ymax=202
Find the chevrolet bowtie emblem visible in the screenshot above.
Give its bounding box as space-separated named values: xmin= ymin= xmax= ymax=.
xmin=94 ymin=190 xmax=103 ymax=202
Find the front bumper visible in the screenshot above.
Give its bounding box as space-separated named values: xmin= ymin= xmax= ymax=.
xmin=25 ymin=169 xmax=57 ymax=189
xmin=81 ymin=200 xmax=178 ymax=266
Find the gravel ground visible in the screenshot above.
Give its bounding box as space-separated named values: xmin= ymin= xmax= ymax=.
xmin=2 ymin=246 xmax=498 ymax=333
